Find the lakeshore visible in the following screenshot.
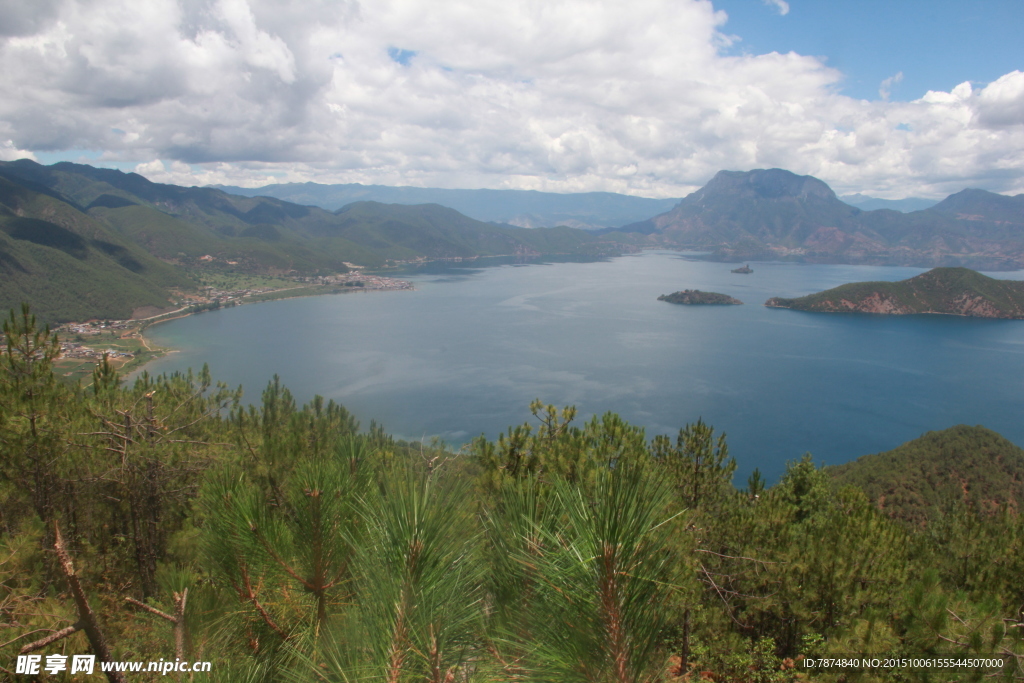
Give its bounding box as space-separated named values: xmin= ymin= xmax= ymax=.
xmin=49 ymin=271 xmax=414 ymax=384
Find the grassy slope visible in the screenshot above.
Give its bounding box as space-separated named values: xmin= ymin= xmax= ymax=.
xmin=769 ymin=267 xmax=1024 ymax=316
xmin=828 ymin=425 xmax=1024 ymax=525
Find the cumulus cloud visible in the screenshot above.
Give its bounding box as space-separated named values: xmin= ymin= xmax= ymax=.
xmin=763 ymin=0 xmax=790 ymax=16
xmin=975 ymin=70 xmax=1024 ymax=128
xmin=0 ymin=0 xmax=1023 ymax=198
xmin=0 ymin=140 xmax=35 ymax=161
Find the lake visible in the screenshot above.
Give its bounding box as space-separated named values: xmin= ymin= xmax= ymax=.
xmin=140 ymin=252 xmax=1024 ymax=484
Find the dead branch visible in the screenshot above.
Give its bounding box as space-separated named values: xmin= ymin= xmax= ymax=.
xmin=124 ymin=597 xmax=175 ymax=623
xmin=52 ymin=521 xmax=126 ymax=683
xmin=18 ymin=623 xmax=83 ymax=654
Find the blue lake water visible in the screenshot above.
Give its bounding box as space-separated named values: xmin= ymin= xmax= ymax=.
xmin=140 ymin=252 xmax=1024 ymax=484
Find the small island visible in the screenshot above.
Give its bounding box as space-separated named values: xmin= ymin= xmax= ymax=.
xmin=765 ymin=267 xmax=1024 ymax=318
xmin=659 ymin=290 xmax=743 ymax=305
xmin=731 ymin=264 xmax=753 ymax=274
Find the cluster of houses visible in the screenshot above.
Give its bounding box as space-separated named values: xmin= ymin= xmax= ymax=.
xmin=60 ymin=320 xmax=133 ymax=335
xmin=57 ymin=342 xmax=134 ymax=362
xmin=301 ymin=272 xmax=414 ymax=290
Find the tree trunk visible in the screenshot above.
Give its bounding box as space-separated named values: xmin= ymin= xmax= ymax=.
xmin=53 ymin=522 xmax=126 ymax=683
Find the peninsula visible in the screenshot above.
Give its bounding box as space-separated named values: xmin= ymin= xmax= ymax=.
xmin=765 ymin=267 xmax=1024 ymax=318
xmin=659 ymin=290 xmax=743 ymax=305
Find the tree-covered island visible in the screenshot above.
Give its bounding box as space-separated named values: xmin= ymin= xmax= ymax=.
xmin=658 ymin=289 xmax=743 ymax=305
xmin=765 ymin=267 xmax=1024 ymax=318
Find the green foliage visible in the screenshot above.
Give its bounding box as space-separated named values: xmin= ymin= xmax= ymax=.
xmin=829 ymin=424 xmax=1024 ymax=526
xmin=526 ymin=465 xmax=678 ymax=682
xmin=474 ymin=399 xmax=651 ymax=494
xmin=652 ymin=418 xmax=736 ymax=511
xmin=2 ymin=304 xmax=1024 ymax=680
xmin=344 ymin=467 xmax=482 ymax=682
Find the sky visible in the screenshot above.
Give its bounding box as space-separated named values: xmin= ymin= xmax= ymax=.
xmin=1 ymin=0 xmax=1022 ymax=199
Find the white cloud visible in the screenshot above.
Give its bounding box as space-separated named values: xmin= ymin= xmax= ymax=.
xmin=1 ymin=0 xmax=1023 ymax=199
xmin=0 ymin=139 xmax=35 ymax=161
xmin=879 ymin=71 xmax=903 ymax=101
xmin=763 ymin=0 xmax=790 ymax=16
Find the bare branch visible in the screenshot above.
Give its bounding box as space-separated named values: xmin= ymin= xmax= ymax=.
xmin=695 ymin=548 xmax=781 ymax=564
xmin=18 ymin=623 xmax=83 ymax=654
xmin=124 ymin=597 xmax=176 ymax=624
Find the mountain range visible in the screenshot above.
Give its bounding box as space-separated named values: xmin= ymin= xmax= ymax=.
xmin=2 ymin=159 xmax=1023 ymax=323
xmin=212 ymin=182 xmax=681 ymax=230
xmin=614 ymin=168 xmax=1024 ymax=269
xmin=0 ymin=160 xmax=633 ymax=322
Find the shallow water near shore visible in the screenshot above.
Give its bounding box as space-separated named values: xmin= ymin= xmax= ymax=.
xmin=140 ymin=251 xmax=1024 ymax=483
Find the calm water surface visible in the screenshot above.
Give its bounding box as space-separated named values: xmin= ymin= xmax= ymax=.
xmin=140 ymin=252 xmax=1024 ymax=483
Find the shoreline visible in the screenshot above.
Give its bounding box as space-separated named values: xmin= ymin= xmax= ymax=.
xmin=63 ymin=276 xmax=416 ymax=385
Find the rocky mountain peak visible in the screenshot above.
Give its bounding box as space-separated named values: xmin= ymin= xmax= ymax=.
xmin=689 ymin=168 xmax=837 ymax=203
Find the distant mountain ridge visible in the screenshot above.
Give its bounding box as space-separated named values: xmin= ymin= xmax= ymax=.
xmin=614 ymin=168 xmax=1024 ymax=269
xmin=213 ymin=182 xmax=681 ymax=230
xmin=0 ymin=160 xmax=637 ymax=321
xmin=840 ymin=194 xmax=938 ymax=213
xmin=5 ymin=159 xmax=1024 ymax=322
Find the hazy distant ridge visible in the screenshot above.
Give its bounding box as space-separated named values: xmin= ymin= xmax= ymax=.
xmin=212 ymin=182 xmax=681 ymax=230
xmin=840 ymin=194 xmax=938 ymax=212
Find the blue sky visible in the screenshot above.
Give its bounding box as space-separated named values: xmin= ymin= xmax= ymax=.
xmin=1 ymin=0 xmax=1022 ymax=199
xmin=716 ymin=0 xmax=1023 ymax=101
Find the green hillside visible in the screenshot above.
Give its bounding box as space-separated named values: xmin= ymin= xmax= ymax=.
xmin=331 ymin=202 xmax=609 ymax=259
xmin=0 ymin=161 xmax=626 ymax=274
xmin=0 ymin=160 xmax=639 ymax=322
xmin=0 ymin=177 xmax=190 ymax=322
xmin=765 ymin=267 xmax=1024 ymax=318
xmin=829 ymin=425 xmax=1024 ymax=525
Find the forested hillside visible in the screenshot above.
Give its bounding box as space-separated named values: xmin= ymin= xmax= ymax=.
xmin=829 ymin=424 xmax=1024 ymax=525
xmin=0 ymin=176 xmax=191 ymax=322
xmin=765 ymin=267 xmax=1024 ymax=318
xmin=0 ymin=160 xmax=629 ymax=272
xmin=0 ymin=160 xmax=639 ymax=323
xmin=1 ymin=306 xmax=1021 ymax=681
